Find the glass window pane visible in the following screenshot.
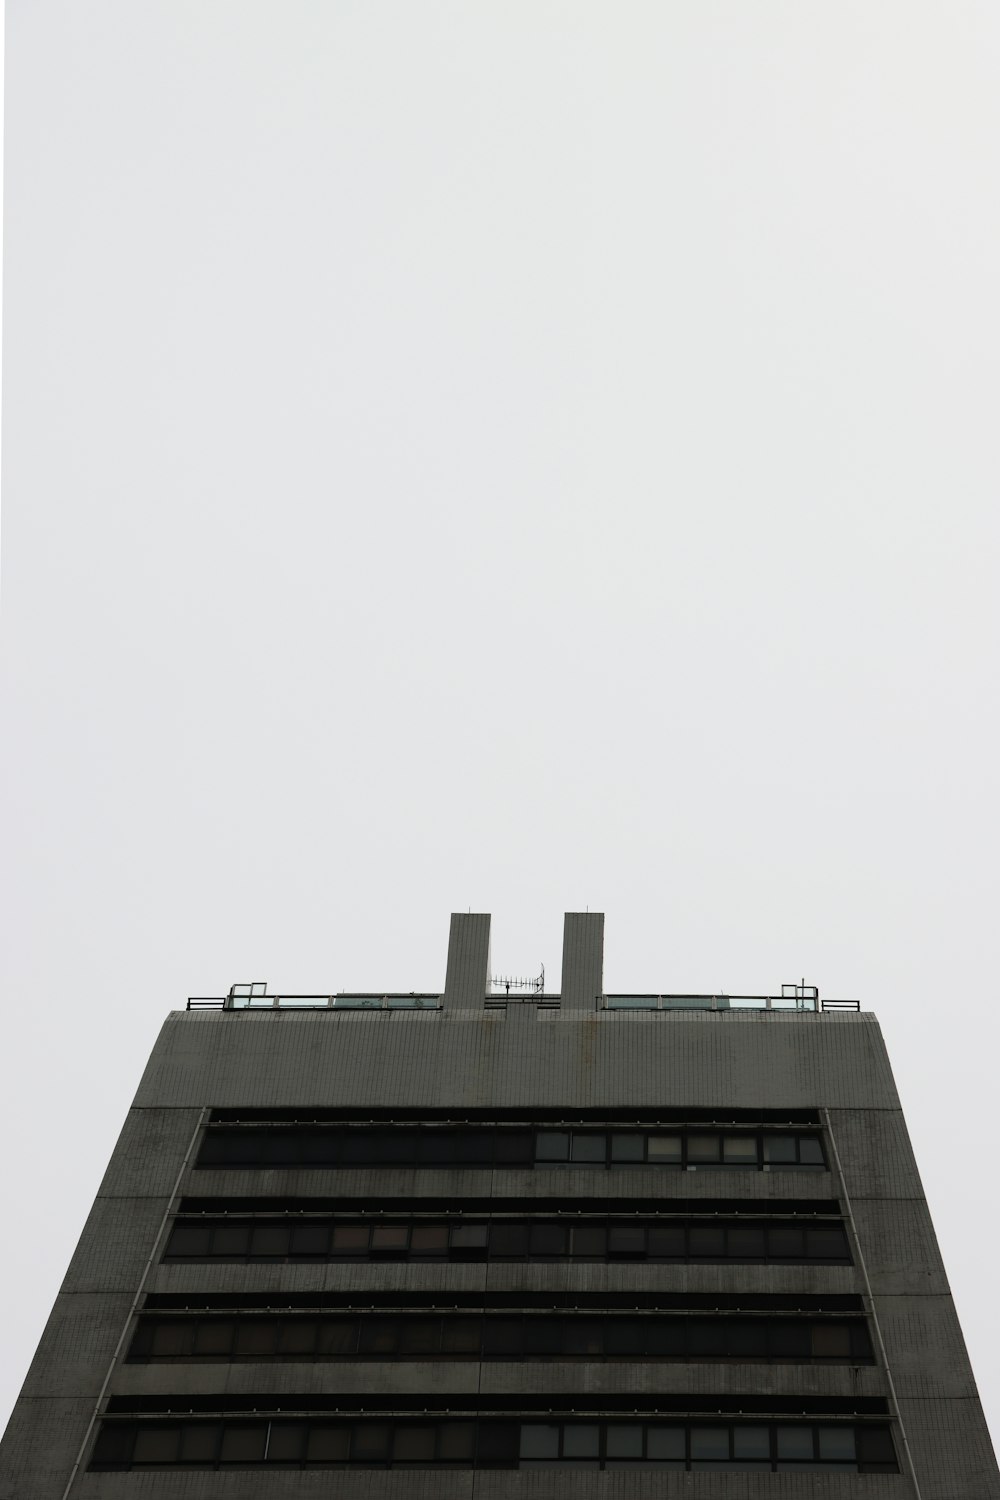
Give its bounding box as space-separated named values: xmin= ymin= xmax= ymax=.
xmin=166 ymin=1223 xmax=211 ymax=1257
xmin=646 ymin=1320 xmax=686 ymax=1356
xmin=250 ymin=1224 xmax=290 ymax=1257
xmin=563 ymin=1425 xmax=600 ymax=1458
xmin=398 ymin=1318 xmax=440 ymax=1355
xmin=450 ymin=1223 xmax=488 ymax=1250
xmin=440 ymin=1318 xmax=481 ymax=1354
xmin=438 ymin=1422 xmax=476 ymax=1461
xmin=688 ymin=1320 xmax=726 ymax=1357
xmin=332 ymin=1224 xmax=369 ymax=1252
xmin=317 ymin=1318 xmax=357 ymax=1355
xmin=520 ymin=1424 xmax=560 ymax=1459
xmin=393 ymin=1425 xmax=436 ymax=1462
xmin=610 ymin=1133 xmax=645 ymax=1161
xmin=220 ymin=1424 xmax=267 ymax=1462
xmin=358 ymin=1318 xmax=397 ymax=1355
xmin=456 ymin=1129 xmax=494 ymax=1164
xmin=646 ymin=1134 xmax=682 ymax=1162
xmin=798 ymin=1136 xmax=825 ymax=1165
xmin=529 ymin=1224 xmax=568 ymax=1256
xmin=769 ymin=1322 xmax=810 ymax=1358
xmin=728 ymin=1227 xmax=766 ymax=1258
xmin=535 ymin=1131 xmax=570 ymax=1161
xmin=133 ymin=1426 xmax=180 ymax=1462
xmin=764 ymin=1135 xmax=797 ymax=1163
xmin=213 ymin=1224 xmax=251 ymax=1256
xmin=570 ymin=1133 xmax=606 ymax=1163
xmin=812 ymin=1324 xmax=851 ymax=1358
xmin=606 ymin=1425 xmax=643 ymax=1458
xmin=563 ymin=1318 xmax=604 ymax=1356
xmin=723 ymin=1135 xmax=759 ymax=1163
xmin=277 ymin=1320 xmax=318 ymax=1356
xmin=494 ymin=1131 xmax=534 ymax=1165
xmin=193 ymin=1320 xmax=235 ymax=1356
xmin=690 ymin=1427 xmax=729 ymax=1460
xmin=806 ymin=1226 xmax=849 ymax=1260
xmin=726 ymin=1320 xmax=767 ymax=1358
xmin=477 ymin=1423 xmax=520 ymax=1467
xmin=489 ymin=1223 xmax=529 ymax=1256
xmin=647 ymin=1224 xmax=685 ymax=1257
xmin=818 ymin=1427 xmax=856 ymax=1459
xmin=92 ymin=1424 xmax=135 ymax=1465
xmin=606 ymin=1319 xmax=646 ymax=1356
xmin=646 ymin=1426 xmax=685 ymax=1460
xmin=235 ymin=1322 xmax=278 ymax=1356
xmin=607 ymin=1225 xmax=645 ymax=1256
xmin=776 ymin=1426 xmax=814 ymax=1459
xmin=289 ymin=1223 xmax=330 ymax=1257
xmin=306 ymin=1424 xmax=351 ymax=1462
xmin=733 ymin=1426 xmax=770 ymax=1459
xmin=351 ymin=1424 xmax=391 ymax=1462
xmin=570 ymin=1225 xmax=606 ymax=1256
xmin=266 ymin=1423 xmax=307 ymax=1461
xmin=687 ymin=1134 xmax=721 ymax=1162
xmin=371 ymin=1225 xmax=408 ymax=1251
xmin=689 ymin=1226 xmax=726 ymax=1258
xmin=524 ymin=1318 xmax=564 ymax=1356
xmin=483 ymin=1318 xmax=522 ymax=1357
xmin=150 ymin=1322 xmax=192 ymax=1357
xmin=417 ymin=1132 xmax=455 ymax=1164
xmin=179 ymin=1423 xmax=219 ymax=1461
xmin=410 ymin=1224 xmax=450 ymax=1254
xmin=767 ymin=1226 xmax=804 ymax=1258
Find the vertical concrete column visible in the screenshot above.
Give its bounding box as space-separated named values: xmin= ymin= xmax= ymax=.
xmin=560 ymin=912 xmax=605 ymax=1010
xmin=443 ymin=913 xmax=492 ymax=1008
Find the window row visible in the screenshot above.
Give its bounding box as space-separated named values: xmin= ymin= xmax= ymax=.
xmin=164 ymin=1215 xmax=850 ymax=1264
xmin=196 ymin=1125 xmax=827 ymax=1171
xmin=91 ymin=1418 xmax=898 ymax=1472
xmin=128 ymin=1312 xmax=874 ymax=1363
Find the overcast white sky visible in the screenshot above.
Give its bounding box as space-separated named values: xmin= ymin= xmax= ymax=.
xmin=1 ymin=0 xmax=999 ymax=1447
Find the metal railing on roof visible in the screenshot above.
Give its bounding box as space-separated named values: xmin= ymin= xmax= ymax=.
xmin=187 ymin=990 xmax=441 ymax=1012
xmin=601 ymin=990 xmax=859 ymax=1014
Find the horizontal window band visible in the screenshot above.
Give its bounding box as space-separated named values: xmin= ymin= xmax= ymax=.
xmin=105 ymin=1394 xmax=892 ymax=1417
xmin=177 ymin=1195 xmax=842 ymax=1216
xmin=144 ymin=1291 xmax=866 ymax=1313
xmin=210 ymin=1108 xmax=823 ymax=1126
xmin=90 ymin=1416 xmax=898 ymax=1473
xmin=126 ymin=1311 xmax=875 ymax=1364
xmin=197 ymin=1125 xmax=828 ymax=1173
xmin=163 ymin=1214 xmax=851 ymax=1265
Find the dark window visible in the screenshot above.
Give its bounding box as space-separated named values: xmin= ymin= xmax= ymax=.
xmin=410 ymin=1223 xmax=450 ymax=1254
xmin=90 ymin=1419 xmax=897 ymax=1473
xmin=196 ymin=1123 xmax=830 ymax=1172
xmin=529 ymin=1224 xmax=568 ymax=1256
xmin=212 ymin=1223 xmax=251 ymax=1256
xmin=689 ymin=1226 xmax=726 ymax=1258
xmin=267 ymin=1423 xmax=307 ymax=1462
xmin=162 ymin=1208 xmax=851 ymax=1266
xmin=490 ymin=1223 xmax=529 ymax=1256
xmin=290 ymin=1223 xmax=330 ymax=1257
xmin=607 ymin=1225 xmax=645 ymax=1257
xmin=164 ymin=1223 xmax=211 ymax=1257
xmin=234 ymin=1322 xmax=277 ymax=1356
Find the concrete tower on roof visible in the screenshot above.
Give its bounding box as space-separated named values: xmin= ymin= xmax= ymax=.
xmin=1 ymin=911 xmax=997 ymax=1497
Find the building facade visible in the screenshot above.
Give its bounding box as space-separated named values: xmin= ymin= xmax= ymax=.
xmin=1 ymin=912 xmax=997 ymax=1497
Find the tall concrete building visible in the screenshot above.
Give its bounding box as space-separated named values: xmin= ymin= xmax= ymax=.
xmin=1 ymin=912 xmax=997 ymax=1497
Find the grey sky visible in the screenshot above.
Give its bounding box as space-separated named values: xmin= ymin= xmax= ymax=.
xmin=1 ymin=0 xmax=998 ymax=1440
